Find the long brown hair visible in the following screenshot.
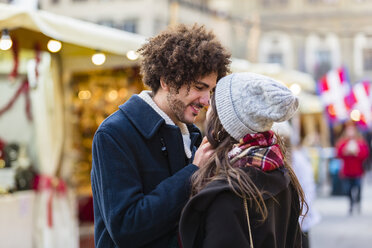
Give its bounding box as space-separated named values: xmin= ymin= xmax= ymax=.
xmin=191 ymin=93 xmax=307 ymax=221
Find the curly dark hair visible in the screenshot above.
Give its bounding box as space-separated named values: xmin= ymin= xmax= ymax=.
xmin=137 ymin=24 xmax=231 ymax=93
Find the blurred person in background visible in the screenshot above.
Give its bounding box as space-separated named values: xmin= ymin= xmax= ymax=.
xmin=336 ymin=121 xmax=369 ymax=215
xmin=291 ymin=144 xmax=321 ymax=248
xmin=272 ymin=123 xmax=321 ymax=248
xmin=180 ymin=72 xmax=305 ymax=248
xmin=91 ymin=24 xmax=230 ymax=248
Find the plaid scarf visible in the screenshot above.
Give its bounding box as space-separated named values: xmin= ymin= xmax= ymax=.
xmin=228 ymin=130 xmax=284 ymax=171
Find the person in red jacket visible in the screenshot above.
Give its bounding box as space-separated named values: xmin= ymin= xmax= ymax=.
xmin=336 ymin=122 xmax=369 ymax=214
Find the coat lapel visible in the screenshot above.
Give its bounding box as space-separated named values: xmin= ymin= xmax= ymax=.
xmin=119 ymin=95 xmax=164 ymax=139
xmin=188 ymin=129 xmax=202 ymax=163
xmin=121 ymin=94 xmax=202 ymax=175
xmin=161 ymin=125 xmax=187 ymax=175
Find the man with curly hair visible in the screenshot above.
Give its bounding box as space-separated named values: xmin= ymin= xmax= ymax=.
xmin=91 ymin=24 xmax=231 ymax=248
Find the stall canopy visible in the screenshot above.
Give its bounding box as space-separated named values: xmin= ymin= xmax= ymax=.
xmin=0 ymin=3 xmax=146 ymax=56
xmin=0 ymin=5 xmax=149 ymax=248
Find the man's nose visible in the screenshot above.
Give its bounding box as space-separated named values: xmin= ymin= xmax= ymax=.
xmin=200 ymin=91 xmax=210 ymax=106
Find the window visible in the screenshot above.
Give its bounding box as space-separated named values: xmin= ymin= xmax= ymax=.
xmin=267 ymin=52 xmax=283 ymax=65
xmin=363 ymin=48 xmax=372 ymax=71
xmin=97 ymin=20 xmax=114 ymax=28
xmin=307 ymin=0 xmax=338 ymax=3
xmin=261 ymin=0 xmax=288 ymax=6
xmin=179 ymin=0 xmax=208 ymax=10
xmin=314 ymin=50 xmax=332 ymax=81
xmin=317 ymin=50 xmax=331 ymax=65
xmin=154 ymin=19 xmax=165 ymax=35
xmin=119 ymin=19 xmax=137 ymax=33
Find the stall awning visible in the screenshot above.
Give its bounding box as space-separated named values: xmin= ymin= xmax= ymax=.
xmin=0 ymin=3 xmax=146 ymax=56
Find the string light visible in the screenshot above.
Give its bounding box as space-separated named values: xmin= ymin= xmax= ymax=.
xmin=106 ymin=90 xmax=118 ymax=102
xmin=290 ymin=83 xmax=301 ymax=95
xmin=78 ymin=90 xmax=91 ymax=100
xmin=126 ymin=50 xmax=139 ymax=61
xmin=47 ymin=39 xmax=62 ymax=53
xmin=350 ymin=109 xmax=361 ymax=122
xmin=328 ymin=105 xmax=336 ymax=117
xmin=0 ymin=29 xmax=13 ymax=51
xmin=92 ymin=51 xmax=106 ymax=65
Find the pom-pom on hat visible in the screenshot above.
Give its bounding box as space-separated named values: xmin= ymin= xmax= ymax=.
xmin=215 ymin=72 xmax=299 ymax=141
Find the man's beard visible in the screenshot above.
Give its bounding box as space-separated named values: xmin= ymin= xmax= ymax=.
xmin=167 ymin=92 xmax=192 ymax=124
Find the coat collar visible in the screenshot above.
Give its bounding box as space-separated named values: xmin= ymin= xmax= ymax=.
xmin=119 ymin=94 xmax=201 ymax=140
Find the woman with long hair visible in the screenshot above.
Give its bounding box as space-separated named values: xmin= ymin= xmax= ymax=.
xmin=179 ymin=72 xmax=306 ymax=248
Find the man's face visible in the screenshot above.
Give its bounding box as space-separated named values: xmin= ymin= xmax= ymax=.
xmin=166 ymin=73 xmax=217 ymax=125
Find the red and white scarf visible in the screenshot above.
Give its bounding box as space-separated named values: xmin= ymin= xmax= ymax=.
xmin=228 ymin=130 xmax=284 ymax=171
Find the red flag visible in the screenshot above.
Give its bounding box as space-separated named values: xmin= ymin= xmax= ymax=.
xmin=350 ymin=80 xmax=371 ymax=129
xmin=317 ymin=67 xmax=354 ymax=123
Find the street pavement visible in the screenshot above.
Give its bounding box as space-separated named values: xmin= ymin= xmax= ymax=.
xmin=310 ymin=171 xmax=372 ymax=248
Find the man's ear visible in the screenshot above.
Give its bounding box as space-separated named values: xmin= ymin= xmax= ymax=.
xmin=159 ymin=78 xmax=169 ymax=92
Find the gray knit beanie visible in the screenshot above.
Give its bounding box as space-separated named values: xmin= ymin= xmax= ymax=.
xmin=215 ymin=72 xmax=299 ymax=141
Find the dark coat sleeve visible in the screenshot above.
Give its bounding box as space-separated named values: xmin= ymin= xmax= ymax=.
xmin=202 ymin=192 xmax=251 ymax=248
xmin=91 ymin=130 xmax=198 ymax=247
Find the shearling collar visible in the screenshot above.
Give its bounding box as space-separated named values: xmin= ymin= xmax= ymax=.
xmin=119 ymin=94 xmax=200 ymax=140
xmin=138 ymin=91 xmax=192 ymax=158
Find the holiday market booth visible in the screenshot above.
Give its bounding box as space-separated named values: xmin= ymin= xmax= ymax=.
xmin=0 ymin=4 xmax=145 ymax=248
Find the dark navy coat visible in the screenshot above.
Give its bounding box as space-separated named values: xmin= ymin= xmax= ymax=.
xmin=91 ymin=95 xmax=202 ymax=248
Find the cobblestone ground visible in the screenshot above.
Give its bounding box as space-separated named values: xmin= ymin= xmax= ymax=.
xmin=310 ymin=171 xmax=372 ymax=248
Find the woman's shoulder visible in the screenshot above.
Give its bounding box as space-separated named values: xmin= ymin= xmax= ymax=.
xmin=183 ymin=180 xmax=241 ymax=214
xmin=240 ymin=167 xmax=291 ymax=198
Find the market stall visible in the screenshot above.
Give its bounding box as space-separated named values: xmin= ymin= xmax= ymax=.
xmin=0 ymin=3 xmax=146 ymax=247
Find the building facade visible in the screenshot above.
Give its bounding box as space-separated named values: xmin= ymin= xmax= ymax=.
xmin=38 ymin=0 xmax=234 ymax=55
xmin=38 ymin=0 xmax=372 ymax=82
xmin=218 ymin=0 xmax=372 ymax=82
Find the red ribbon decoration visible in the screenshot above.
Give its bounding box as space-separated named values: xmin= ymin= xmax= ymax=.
xmin=0 ymin=79 xmax=33 ymax=122
xmin=8 ymin=39 xmax=19 ymax=82
xmin=0 ymin=138 xmax=5 ymax=160
xmin=34 ymin=43 xmax=41 ymax=81
xmin=33 ymin=175 xmax=67 ymax=228
xmin=24 ymin=80 xmax=32 ymax=121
